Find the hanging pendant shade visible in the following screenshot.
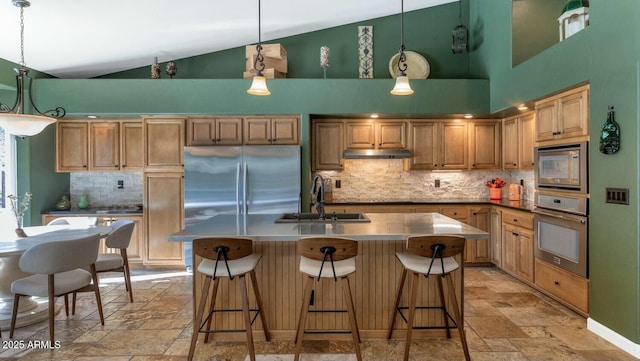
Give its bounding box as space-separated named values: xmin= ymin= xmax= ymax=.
xmin=390 ymin=74 xmax=414 ymax=95
xmin=247 ymin=75 xmax=271 ymax=96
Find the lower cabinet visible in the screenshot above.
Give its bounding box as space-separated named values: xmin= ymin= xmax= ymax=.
xmin=467 ymin=207 xmax=491 ymax=264
xmin=490 ymin=208 xmax=502 ymax=267
xmin=143 ymin=172 xmax=184 ymax=266
xmin=501 ymin=210 xmax=534 ymax=283
xmin=535 ymin=258 xmax=589 ymax=316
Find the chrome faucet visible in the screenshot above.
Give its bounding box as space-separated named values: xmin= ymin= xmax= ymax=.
xmin=311 ymin=174 xmax=326 ymax=220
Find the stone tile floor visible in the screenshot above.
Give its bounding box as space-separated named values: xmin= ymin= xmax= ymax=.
xmin=0 ymin=267 xmax=637 ymax=361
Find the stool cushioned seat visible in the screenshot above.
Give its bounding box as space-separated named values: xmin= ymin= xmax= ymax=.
xmin=299 ymin=256 xmax=355 ymax=278
xmin=198 ymin=253 xmax=261 ymax=277
xmin=395 ymin=252 xmax=459 ymax=275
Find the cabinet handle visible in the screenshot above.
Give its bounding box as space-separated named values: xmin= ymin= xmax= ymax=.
xmin=433 ymin=164 xmax=438 ymax=167
xmin=122 ymin=164 xmax=127 ymax=168
xmin=83 ymin=165 xmax=87 ymax=168
xmin=513 ymin=219 xmax=518 ymax=222
xmin=217 ymin=138 xmax=221 ymax=142
xmin=114 ymin=165 xmax=118 ymax=168
xmin=472 ymin=164 xmax=476 ymax=167
xmin=513 ymin=163 xmax=517 ymax=166
xmin=531 ymin=162 xmax=535 ymax=165
xmin=554 ymin=281 xmax=560 ymax=285
xmin=512 ymin=232 xmax=519 ymax=236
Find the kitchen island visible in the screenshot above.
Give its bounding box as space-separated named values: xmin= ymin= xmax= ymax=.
xmin=169 ymin=212 xmax=488 ymax=340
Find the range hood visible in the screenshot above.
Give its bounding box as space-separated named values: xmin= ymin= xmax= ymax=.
xmin=343 ymin=149 xmax=411 ymax=159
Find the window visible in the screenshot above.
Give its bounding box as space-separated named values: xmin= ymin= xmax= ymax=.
xmin=0 ymin=128 xmax=17 ymax=234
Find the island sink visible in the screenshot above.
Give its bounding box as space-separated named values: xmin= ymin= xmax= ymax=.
xmin=275 ymin=212 xmax=371 ymax=223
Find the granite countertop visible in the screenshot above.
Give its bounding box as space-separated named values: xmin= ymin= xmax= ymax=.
xmin=325 ymin=198 xmax=534 ymax=212
xmin=169 ymin=212 xmax=489 ymax=242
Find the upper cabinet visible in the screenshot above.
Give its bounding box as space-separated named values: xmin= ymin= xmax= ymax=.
xmin=345 ymin=120 xmax=406 ymax=149
xmin=186 ymin=116 xmax=243 ymax=146
xmin=408 ymin=120 xmax=468 ymax=170
xmin=143 ymin=116 xmax=186 ymax=172
xmin=502 ymin=112 xmax=535 ymax=170
xmin=56 ymin=120 xmax=143 ymax=172
xmin=244 ymin=116 xmax=299 ymax=145
xmin=535 ymin=84 xmax=589 ymax=143
xmin=312 ymin=120 xmax=345 ymax=171
xmin=469 ymin=120 xmax=501 ymax=169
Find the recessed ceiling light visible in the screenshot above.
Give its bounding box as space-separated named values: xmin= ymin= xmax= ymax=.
xmin=464 ymin=114 xmax=473 ymax=119
xmin=370 ymin=113 xmax=380 ymax=118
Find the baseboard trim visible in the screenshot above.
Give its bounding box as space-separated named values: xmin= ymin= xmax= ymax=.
xmin=587 ymin=317 xmax=640 ymax=358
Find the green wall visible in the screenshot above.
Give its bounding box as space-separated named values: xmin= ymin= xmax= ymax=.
xmin=471 ymin=0 xmax=640 ymax=342
xmin=101 ymin=4 xmax=471 ymax=80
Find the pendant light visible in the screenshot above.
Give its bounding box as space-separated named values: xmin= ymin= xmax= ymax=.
xmin=0 ymin=0 xmax=65 ymax=137
xmin=247 ymin=0 xmax=271 ymax=96
xmin=390 ymin=0 xmax=413 ymax=96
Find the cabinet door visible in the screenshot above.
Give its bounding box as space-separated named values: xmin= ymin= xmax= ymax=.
xmin=557 ymin=88 xmax=589 ymax=139
xmin=346 ymin=121 xmax=375 ymax=149
xmin=144 ymin=172 xmax=184 ymax=266
xmin=408 ymin=121 xmax=438 ymax=170
xmin=56 ymin=122 xmax=89 ymax=172
xmin=490 ymin=208 xmax=502 ymax=266
xmin=516 ymin=228 xmax=534 ymax=282
xmin=244 ymin=117 xmax=271 ymax=145
xmin=468 ymin=207 xmax=491 ymax=263
xmin=502 ymin=224 xmax=518 ymax=275
xmin=440 ymin=121 xmax=468 ymax=170
xmin=215 ymin=117 xmax=243 ymax=145
xmin=100 ymin=215 xmax=144 ymax=264
xmin=121 ymin=122 xmax=144 ymax=170
xmin=312 ymin=121 xmax=344 ymax=170
xmin=187 ymin=117 xmax=216 ymax=146
xmin=271 ymin=117 xmax=299 ymax=144
xmin=144 ymin=117 xmax=185 ymax=171
xmin=469 ymin=120 xmax=500 ymax=169
xmin=535 ymin=99 xmax=557 ymax=141
xmin=90 ymin=122 xmax=120 ymax=171
xmin=376 ymin=121 xmax=406 ymax=149
xmin=502 ymin=116 xmax=518 ymax=169
xmin=518 ymin=113 xmax=535 ymax=170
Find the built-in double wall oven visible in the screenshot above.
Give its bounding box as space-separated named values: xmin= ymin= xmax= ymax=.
xmin=533 ymin=142 xmax=588 ymax=278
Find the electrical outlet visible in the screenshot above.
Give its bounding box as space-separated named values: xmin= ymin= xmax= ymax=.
xmin=434 ymin=179 xmax=440 ymax=188
xmin=335 ymin=179 xmax=341 ymax=188
xmin=520 ymin=179 xmax=524 ymax=186
xmin=117 ymin=180 xmax=124 ymax=189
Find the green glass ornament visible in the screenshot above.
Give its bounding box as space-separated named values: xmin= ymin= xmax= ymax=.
xmin=599 ymin=106 xmax=620 ymax=154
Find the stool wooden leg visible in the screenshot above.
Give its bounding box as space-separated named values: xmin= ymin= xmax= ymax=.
xmin=388 ymin=267 xmax=407 ymax=339
xmin=203 ymin=277 xmax=220 ymax=343
xmin=249 ymin=269 xmax=270 ymax=341
xmin=342 ymin=276 xmax=362 ymax=361
xmin=445 ymin=274 xmax=471 ymax=361
xmin=436 ymin=275 xmax=451 ymax=338
xmin=403 ymin=271 xmax=419 ymax=361
xmin=294 ymin=275 xmax=314 ymax=361
xmin=188 ymin=275 xmax=212 ymax=361
xmin=240 ymin=274 xmax=256 ymax=361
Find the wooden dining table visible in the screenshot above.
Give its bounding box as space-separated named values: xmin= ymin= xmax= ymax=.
xmin=0 ymin=224 xmax=112 ymax=330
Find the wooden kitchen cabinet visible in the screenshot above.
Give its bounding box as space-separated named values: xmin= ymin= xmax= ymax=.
xmin=143 ymin=172 xmax=184 ymax=266
xmin=56 ymin=122 xmax=89 ymax=172
xmin=469 ymin=120 xmax=500 ymax=169
xmin=143 ymin=116 xmax=185 ymax=172
xmin=502 ymin=112 xmax=535 ymax=170
xmin=535 ymin=84 xmax=589 ymax=143
xmin=121 ymin=122 xmax=144 ymax=170
xmin=244 ymin=116 xmax=299 ymax=145
xmin=90 ymin=122 xmax=120 ymax=171
xmin=186 ymin=116 xmax=243 ymax=146
xmin=490 ymin=208 xmax=502 ymax=267
xmin=312 ymin=120 xmax=345 ymax=171
xmin=467 ymin=207 xmax=491 ymax=264
xmin=501 ymin=210 xmax=534 ymax=283
xmin=408 ymin=120 xmax=468 ymax=170
xmin=345 ymin=120 xmax=406 ymax=149
xmin=535 ymin=258 xmax=589 ymax=316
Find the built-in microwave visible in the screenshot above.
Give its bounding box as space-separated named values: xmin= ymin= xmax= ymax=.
xmin=535 ymin=142 xmax=588 ymax=193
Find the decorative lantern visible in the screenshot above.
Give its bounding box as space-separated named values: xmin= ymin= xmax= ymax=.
xmin=558 ymin=0 xmax=589 ymax=41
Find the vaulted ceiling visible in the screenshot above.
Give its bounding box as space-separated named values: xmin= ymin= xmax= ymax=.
xmin=0 ymin=0 xmax=456 ymax=79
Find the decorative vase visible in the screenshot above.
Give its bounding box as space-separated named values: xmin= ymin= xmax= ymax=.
xmin=78 ymin=194 xmax=89 ymax=209
xmin=489 ymin=188 xmax=502 ymax=200
xmin=55 ymin=195 xmax=71 ymax=210
xmin=15 ymin=216 xmax=26 ymax=237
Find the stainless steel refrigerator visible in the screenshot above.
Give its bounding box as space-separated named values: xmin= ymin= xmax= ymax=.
xmin=183 ymin=145 xmax=301 ymax=268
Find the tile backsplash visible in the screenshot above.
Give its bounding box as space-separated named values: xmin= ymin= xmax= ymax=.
xmin=317 ymin=159 xmax=534 ymax=202
xmin=70 ymin=172 xmax=143 ymax=208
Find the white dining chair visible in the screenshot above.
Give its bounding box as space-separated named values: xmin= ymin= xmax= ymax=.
xmin=9 ymin=233 xmax=105 ymax=343
xmin=47 ymin=216 xmax=98 ymax=226
xmin=95 ymin=219 xmax=135 ymax=302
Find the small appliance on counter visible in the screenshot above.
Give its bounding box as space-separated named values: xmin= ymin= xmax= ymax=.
xmin=508 ymin=184 xmax=523 ymax=201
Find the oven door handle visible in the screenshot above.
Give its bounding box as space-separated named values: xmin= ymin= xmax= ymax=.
xmin=533 ymin=209 xmax=586 ymax=224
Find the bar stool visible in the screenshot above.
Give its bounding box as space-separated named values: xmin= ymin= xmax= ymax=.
xmin=294 ymin=237 xmax=361 ymax=361
xmin=187 ymin=237 xmax=270 ymax=361
xmin=387 ymin=235 xmax=471 ymax=361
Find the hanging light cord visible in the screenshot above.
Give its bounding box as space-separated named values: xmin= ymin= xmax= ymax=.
xmin=458 ymin=0 xmax=463 ymax=24
xmin=397 ymin=0 xmax=407 ymax=75
xmin=19 ymin=5 xmax=26 ymax=67
xmin=252 ymin=0 xmax=265 ymax=75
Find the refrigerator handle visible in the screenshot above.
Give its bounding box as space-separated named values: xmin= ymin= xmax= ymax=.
xmin=243 ymin=162 xmax=248 ymax=214
xmin=236 ymin=162 xmax=241 ymax=214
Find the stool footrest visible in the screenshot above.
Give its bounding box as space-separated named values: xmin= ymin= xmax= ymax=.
xmin=199 ymin=308 xmax=261 ymax=334
xmin=396 ymin=306 xmax=459 ymax=330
